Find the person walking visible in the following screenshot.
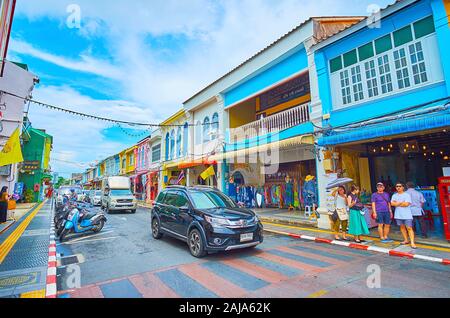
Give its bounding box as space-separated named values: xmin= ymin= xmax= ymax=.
xmin=347 ymin=185 xmax=369 ymax=243
xmin=391 ymin=182 xmax=417 ymax=249
xmin=333 ymin=186 xmax=349 ymax=241
xmin=0 ymin=186 xmax=10 ymax=223
xmin=372 ymin=182 xmax=394 ymax=243
xmin=406 ymin=182 xmax=427 ymax=238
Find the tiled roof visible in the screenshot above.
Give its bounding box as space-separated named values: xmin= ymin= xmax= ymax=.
xmin=312 ymin=0 xmax=404 ymax=47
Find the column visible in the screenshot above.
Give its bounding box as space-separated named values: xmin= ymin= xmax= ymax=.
xmin=316 ymin=147 xmax=332 ymax=230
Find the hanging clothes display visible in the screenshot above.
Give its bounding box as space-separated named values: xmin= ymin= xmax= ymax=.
xmin=303 ymin=175 xmax=318 ymax=207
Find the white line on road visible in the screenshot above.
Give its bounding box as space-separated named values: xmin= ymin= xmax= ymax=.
xmin=62 ymin=236 xmax=119 ymax=245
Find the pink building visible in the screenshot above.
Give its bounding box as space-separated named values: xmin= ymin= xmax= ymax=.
xmin=133 ymin=136 xmax=151 ymax=201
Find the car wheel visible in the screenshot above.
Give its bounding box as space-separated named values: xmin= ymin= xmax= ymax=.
xmin=130 ymin=209 xmax=136 ymax=214
xmin=152 ymin=218 xmax=163 ymax=239
xmin=188 ymin=228 xmax=206 ymax=258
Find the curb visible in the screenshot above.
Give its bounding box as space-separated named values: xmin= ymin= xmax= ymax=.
xmin=258 ymin=216 xmax=318 ymax=228
xmin=46 ymin=201 xmax=57 ymax=298
xmin=264 ymin=228 xmax=450 ymax=266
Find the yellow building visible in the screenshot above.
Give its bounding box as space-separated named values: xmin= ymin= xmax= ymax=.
xmin=119 ymin=149 xmax=127 ymax=175
xmin=160 ymin=109 xmax=189 ymax=188
xmin=125 ymin=146 xmax=137 ymax=175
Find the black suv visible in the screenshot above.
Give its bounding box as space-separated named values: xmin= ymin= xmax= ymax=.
xmin=151 ymin=186 xmax=264 ymax=257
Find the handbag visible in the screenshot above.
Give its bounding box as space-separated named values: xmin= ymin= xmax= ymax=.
xmin=331 ymin=210 xmax=339 ymax=222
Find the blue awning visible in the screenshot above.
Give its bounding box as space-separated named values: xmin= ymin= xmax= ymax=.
xmin=318 ymin=108 xmax=450 ymax=147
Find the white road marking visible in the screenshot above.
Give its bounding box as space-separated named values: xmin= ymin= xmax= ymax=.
xmin=63 ymin=236 xmax=119 ymax=245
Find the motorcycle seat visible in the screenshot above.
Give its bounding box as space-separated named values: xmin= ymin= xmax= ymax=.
xmin=80 ymin=212 xmax=97 ymax=221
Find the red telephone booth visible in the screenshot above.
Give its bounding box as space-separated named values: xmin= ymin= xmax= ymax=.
xmin=438 ymin=177 xmax=450 ymax=242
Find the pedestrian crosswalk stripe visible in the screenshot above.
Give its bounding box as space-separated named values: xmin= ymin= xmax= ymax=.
xmin=267 ymin=250 xmax=333 ymax=268
xmin=201 ymin=261 xmax=269 ymax=291
xmin=288 ymin=245 xmax=355 ymax=262
xmin=155 ymin=269 xmax=218 ymax=298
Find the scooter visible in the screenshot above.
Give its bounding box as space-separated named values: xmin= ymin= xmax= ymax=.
xmin=55 ymin=201 xmax=93 ymax=236
xmin=59 ymin=207 xmax=107 ymax=242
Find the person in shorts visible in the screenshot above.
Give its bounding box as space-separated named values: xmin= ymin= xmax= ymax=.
xmin=391 ymin=182 xmax=417 ymax=249
xmin=371 ymin=182 xmax=393 ymax=243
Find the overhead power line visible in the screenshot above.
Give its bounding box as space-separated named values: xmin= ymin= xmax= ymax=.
xmin=0 ymin=90 xmax=217 ymax=128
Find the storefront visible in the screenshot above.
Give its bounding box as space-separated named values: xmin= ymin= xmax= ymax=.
xmin=146 ymin=170 xmax=160 ymax=204
xmin=217 ymin=136 xmax=318 ymax=211
xmin=321 ymin=126 xmax=450 ymax=239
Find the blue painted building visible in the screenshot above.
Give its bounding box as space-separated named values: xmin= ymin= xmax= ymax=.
xmin=311 ymin=0 xmax=450 ymax=235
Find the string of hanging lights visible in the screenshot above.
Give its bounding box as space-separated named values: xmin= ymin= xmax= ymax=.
xmin=0 ymin=90 xmax=215 ymax=128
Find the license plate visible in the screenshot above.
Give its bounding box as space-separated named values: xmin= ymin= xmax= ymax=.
xmin=240 ymin=233 xmax=253 ymax=242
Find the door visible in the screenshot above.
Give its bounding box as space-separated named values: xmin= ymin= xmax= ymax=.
xmin=172 ymin=191 xmax=192 ymax=237
xmin=160 ymin=191 xmax=179 ymax=234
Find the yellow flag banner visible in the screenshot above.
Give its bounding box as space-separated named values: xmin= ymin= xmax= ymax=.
xmin=200 ymin=166 xmax=215 ymax=180
xmin=0 ymin=127 xmax=24 ymax=167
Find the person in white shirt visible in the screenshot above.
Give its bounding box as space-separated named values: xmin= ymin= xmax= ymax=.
xmin=406 ymin=182 xmax=427 ymax=238
xmin=391 ymin=182 xmax=417 ymax=249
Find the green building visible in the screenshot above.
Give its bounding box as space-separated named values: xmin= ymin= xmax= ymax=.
xmin=18 ymin=120 xmax=53 ymax=203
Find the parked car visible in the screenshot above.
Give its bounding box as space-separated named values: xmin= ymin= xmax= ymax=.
xmin=151 ymin=186 xmax=263 ymax=258
xmin=91 ymin=190 xmax=102 ymax=206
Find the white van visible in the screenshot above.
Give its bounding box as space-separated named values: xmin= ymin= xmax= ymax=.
xmin=101 ymin=176 xmax=137 ymax=213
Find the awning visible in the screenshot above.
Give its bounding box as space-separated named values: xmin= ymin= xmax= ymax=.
xmin=163 ymin=161 xmax=181 ymax=170
xmin=318 ymin=109 xmax=450 ymax=147
xmin=209 ymin=134 xmax=314 ymax=162
xmin=178 ymin=158 xmax=217 ymax=169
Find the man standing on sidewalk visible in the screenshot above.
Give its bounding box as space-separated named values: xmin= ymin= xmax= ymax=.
xmin=406 ymin=182 xmax=427 ymax=238
xmin=372 ymin=182 xmax=394 ymax=243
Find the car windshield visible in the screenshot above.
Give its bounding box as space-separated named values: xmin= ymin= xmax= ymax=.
xmin=189 ymin=190 xmax=236 ymax=209
xmin=110 ymin=189 xmax=132 ymax=196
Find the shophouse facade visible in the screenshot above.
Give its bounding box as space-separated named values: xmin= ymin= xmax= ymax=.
xmin=183 ymin=17 xmax=364 ymax=210
xmin=160 ymin=109 xmax=190 ymax=188
xmin=311 ymin=0 xmax=450 ymax=238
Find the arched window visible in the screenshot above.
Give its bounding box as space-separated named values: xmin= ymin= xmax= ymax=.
xmin=165 ymin=133 xmax=170 ymax=161
xmin=177 ymin=127 xmax=182 ymax=158
xmin=170 ymin=129 xmax=175 ymax=160
xmin=183 ymin=122 xmax=189 ymax=156
xmin=203 ymin=117 xmax=210 ymax=143
xmin=195 ymin=121 xmax=202 ymax=145
xmin=211 ymin=113 xmax=219 ymax=140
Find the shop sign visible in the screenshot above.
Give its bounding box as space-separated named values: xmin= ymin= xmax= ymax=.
xmin=20 ymin=160 xmax=40 ymax=172
xmin=259 ymin=74 xmax=310 ymax=111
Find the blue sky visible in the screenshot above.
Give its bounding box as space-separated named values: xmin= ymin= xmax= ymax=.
xmin=7 ymin=0 xmax=393 ymax=177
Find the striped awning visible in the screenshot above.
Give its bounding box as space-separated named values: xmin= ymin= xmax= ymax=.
xmin=209 ymin=134 xmax=314 ymax=162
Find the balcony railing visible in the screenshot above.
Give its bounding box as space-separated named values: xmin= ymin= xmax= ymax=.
xmin=230 ymin=103 xmax=310 ymax=142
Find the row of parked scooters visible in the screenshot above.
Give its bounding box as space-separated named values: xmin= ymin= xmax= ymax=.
xmin=54 ymin=195 xmax=107 ymax=242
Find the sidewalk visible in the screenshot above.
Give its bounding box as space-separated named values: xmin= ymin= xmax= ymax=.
xmin=262 ymin=221 xmax=450 ymax=265
xmin=137 ymin=201 xmax=153 ymax=209
xmin=254 ymin=208 xmax=318 ymax=228
xmin=254 ymin=208 xmax=450 ymax=250
xmin=0 ymin=200 xmax=53 ymax=298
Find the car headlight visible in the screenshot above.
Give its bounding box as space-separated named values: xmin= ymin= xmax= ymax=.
xmin=204 ymin=215 xmax=232 ymax=227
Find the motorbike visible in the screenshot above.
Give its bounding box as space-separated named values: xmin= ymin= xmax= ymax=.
xmin=54 ymin=201 xmax=93 ymax=236
xmin=59 ymin=207 xmax=107 ymax=242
